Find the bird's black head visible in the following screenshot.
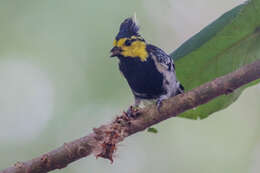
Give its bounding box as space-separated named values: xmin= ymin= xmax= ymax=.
xmin=116 ymin=17 xmax=140 ymax=40
xmin=110 ymin=17 xmax=148 ymax=62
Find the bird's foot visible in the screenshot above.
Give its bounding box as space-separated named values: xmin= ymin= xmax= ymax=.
xmin=156 ymin=98 xmax=165 ymax=112
xmin=126 ymin=105 xmax=141 ymax=118
xmin=156 ymin=99 xmax=162 ymax=108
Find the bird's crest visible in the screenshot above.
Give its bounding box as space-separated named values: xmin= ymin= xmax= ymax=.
xmin=116 ymin=17 xmax=140 ymax=40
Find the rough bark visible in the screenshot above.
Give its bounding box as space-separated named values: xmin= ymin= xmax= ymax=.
xmin=1 ymin=60 xmax=260 ymax=173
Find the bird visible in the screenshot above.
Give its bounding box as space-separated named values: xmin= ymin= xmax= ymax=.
xmin=110 ymin=17 xmax=184 ymax=114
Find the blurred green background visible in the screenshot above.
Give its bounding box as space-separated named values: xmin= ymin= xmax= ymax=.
xmin=0 ymin=0 xmax=260 ymax=173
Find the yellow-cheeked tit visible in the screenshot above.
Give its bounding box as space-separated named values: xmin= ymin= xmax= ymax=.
xmin=110 ymin=17 xmax=184 ymax=110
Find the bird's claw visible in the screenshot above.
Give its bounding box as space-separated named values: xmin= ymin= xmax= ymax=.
xmin=126 ymin=105 xmax=140 ymax=118
xmin=156 ymin=99 xmax=163 ymax=112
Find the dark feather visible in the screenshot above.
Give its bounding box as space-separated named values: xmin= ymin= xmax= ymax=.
xmin=116 ymin=18 xmax=140 ymax=40
xmin=146 ymin=44 xmax=174 ymax=71
xmin=118 ymin=56 xmax=166 ymax=99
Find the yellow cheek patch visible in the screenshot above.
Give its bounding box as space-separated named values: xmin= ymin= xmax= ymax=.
xmin=113 ymin=39 xmax=117 ymax=46
xmin=113 ymin=38 xmax=148 ymax=62
xmin=117 ymin=38 xmax=127 ymax=47
xmin=121 ymin=41 xmax=148 ymax=61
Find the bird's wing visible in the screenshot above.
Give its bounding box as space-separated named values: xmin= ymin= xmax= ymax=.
xmin=147 ymin=44 xmax=175 ymax=72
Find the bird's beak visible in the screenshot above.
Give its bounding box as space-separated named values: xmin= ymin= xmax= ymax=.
xmin=110 ymin=46 xmax=122 ymax=57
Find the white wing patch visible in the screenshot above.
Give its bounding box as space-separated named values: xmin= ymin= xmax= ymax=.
xmin=150 ymin=47 xmax=174 ymax=71
xmin=149 ymin=46 xmax=179 ymax=98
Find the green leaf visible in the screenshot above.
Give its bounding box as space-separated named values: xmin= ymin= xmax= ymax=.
xmin=171 ymin=0 xmax=260 ymax=119
xmin=147 ymin=127 xmax=158 ymax=134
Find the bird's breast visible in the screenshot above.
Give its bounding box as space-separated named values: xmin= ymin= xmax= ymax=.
xmin=118 ymin=57 xmax=165 ymax=99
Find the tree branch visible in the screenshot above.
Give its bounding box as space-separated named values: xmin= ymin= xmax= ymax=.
xmin=1 ymin=60 xmax=260 ymax=173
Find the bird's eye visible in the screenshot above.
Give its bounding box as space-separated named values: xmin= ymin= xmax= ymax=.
xmin=125 ymin=39 xmax=132 ymax=46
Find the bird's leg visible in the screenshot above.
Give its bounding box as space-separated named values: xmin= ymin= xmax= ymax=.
xmin=156 ymin=95 xmax=169 ymax=111
xmin=126 ymin=97 xmax=141 ymax=118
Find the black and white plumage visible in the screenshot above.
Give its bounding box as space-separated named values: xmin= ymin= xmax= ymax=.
xmin=110 ymin=17 xmax=184 ymax=108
